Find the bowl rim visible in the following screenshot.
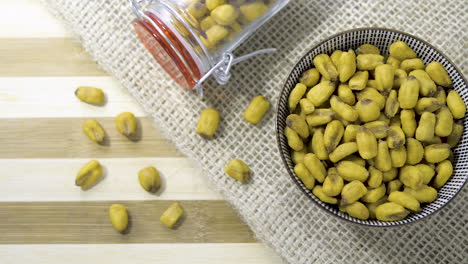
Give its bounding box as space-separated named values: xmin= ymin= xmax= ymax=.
xmin=275 ymin=27 xmax=468 ymax=227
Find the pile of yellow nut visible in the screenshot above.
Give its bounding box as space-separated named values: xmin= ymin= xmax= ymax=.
xmin=180 ymin=0 xmax=273 ymax=51
xmin=75 ymin=86 xmax=184 ymax=232
xmin=284 ymin=41 xmax=466 ymax=221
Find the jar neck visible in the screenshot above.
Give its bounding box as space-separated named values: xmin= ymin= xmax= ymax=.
xmin=133 ymin=1 xmax=211 ymax=90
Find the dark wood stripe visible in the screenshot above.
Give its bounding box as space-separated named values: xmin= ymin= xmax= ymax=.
xmin=0 ymin=38 xmax=105 ymax=77
xmin=0 ymin=118 xmax=183 ymax=158
xmin=0 ymin=201 xmax=255 ymax=244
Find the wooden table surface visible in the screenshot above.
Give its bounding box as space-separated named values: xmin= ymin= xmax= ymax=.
xmin=0 ymin=1 xmax=283 ymax=263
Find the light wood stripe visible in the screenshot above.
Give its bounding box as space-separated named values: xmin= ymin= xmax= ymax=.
xmin=0 ymin=0 xmax=69 ymax=38
xmin=0 ymin=118 xmax=184 ymax=158
xmin=0 ymin=201 xmax=254 ymax=244
xmin=0 ymin=77 xmax=144 ymax=118
xmin=0 ymin=158 xmax=221 ymax=201
xmin=0 ymin=38 xmax=105 ymax=76
xmin=0 ymin=244 xmax=284 ymax=264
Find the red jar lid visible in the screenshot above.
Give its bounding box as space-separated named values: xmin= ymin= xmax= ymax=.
xmin=133 ymin=12 xmax=202 ymax=90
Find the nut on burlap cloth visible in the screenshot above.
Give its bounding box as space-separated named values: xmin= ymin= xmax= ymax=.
xmin=42 ymin=0 xmax=467 ymax=263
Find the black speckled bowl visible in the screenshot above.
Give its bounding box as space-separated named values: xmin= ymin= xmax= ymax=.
xmin=276 ymin=28 xmax=468 ymax=226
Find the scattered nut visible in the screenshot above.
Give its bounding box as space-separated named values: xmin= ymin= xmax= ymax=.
xmin=138 ymin=166 xmax=161 ymax=193
xmin=115 ymin=112 xmax=137 ymax=137
xmin=225 ymin=159 xmax=250 ymax=183
xmin=244 ymin=96 xmax=270 ymax=125
xmin=109 ymin=204 xmax=129 ymax=233
xmin=75 ymin=160 xmax=103 ymax=189
xmin=160 ymin=202 xmax=184 ymax=228
xmin=82 ymin=119 xmax=106 ymax=143
xmin=75 ymin=86 xmax=105 ymax=105
xmin=196 ymin=108 xmax=220 ymax=139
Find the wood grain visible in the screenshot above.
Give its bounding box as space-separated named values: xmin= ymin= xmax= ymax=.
xmin=0 ymin=118 xmax=184 ymax=158
xmin=0 ymin=38 xmax=105 ymax=76
xmin=0 ymin=158 xmax=221 ymax=201
xmin=0 ymin=77 xmax=145 ymax=118
xmin=0 ymin=244 xmax=284 ymax=264
xmin=0 ymin=201 xmax=254 ymax=244
xmin=1 ymin=0 xmax=69 ymax=38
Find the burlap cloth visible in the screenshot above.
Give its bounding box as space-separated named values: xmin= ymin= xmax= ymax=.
xmin=42 ymin=0 xmax=467 ymax=263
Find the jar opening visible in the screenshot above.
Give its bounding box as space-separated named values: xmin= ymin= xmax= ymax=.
xmin=133 ymin=11 xmax=201 ymax=90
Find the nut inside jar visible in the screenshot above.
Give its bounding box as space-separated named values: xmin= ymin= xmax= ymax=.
xmin=174 ymin=0 xmax=277 ymax=55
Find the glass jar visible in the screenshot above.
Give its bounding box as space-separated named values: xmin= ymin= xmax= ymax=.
xmin=130 ymin=0 xmax=289 ymax=94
